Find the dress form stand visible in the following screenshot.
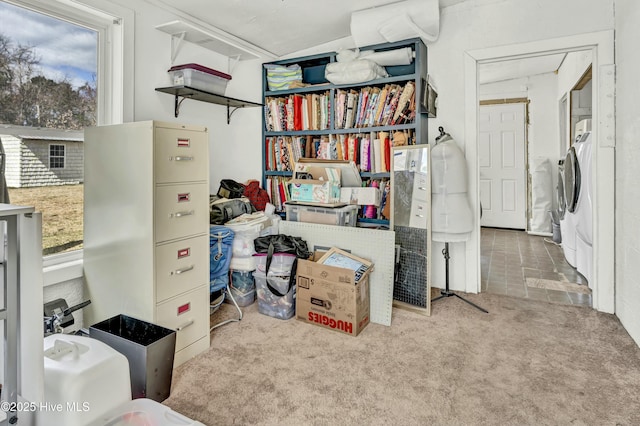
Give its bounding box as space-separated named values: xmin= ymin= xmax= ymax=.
xmin=431 ymin=242 xmax=488 ymax=313
xmin=430 ymin=127 xmax=488 ymax=313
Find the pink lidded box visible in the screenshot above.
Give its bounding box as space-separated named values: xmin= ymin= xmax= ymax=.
xmin=168 ymin=63 xmax=231 ymax=94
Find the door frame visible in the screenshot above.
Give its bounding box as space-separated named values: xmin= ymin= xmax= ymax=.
xmin=478 ymin=100 xmax=529 ymax=231
xmin=464 ymin=31 xmax=615 ymax=313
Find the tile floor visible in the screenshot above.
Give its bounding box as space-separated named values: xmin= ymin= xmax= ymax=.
xmin=481 ymin=227 xmax=592 ymax=308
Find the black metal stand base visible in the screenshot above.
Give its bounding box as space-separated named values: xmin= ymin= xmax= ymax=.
xmin=431 ymin=242 xmax=489 ymax=314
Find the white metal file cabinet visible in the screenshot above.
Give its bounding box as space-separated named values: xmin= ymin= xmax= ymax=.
xmin=83 ymin=121 xmax=210 ymax=367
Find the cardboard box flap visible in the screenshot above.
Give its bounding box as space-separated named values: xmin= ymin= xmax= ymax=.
xmin=315 ymin=247 xmax=373 ymax=284
xmin=297 ymin=159 xmax=362 ymax=187
xmin=292 ymin=165 xmax=341 ymax=183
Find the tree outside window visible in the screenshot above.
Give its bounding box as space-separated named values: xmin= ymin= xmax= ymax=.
xmin=0 ymin=1 xmax=97 ymax=255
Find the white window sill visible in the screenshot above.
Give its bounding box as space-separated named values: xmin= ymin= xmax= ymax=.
xmin=43 ymin=250 xmax=83 ymax=287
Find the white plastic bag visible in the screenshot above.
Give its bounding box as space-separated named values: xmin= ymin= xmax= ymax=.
xmin=325 ymin=59 xmax=388 ymax=85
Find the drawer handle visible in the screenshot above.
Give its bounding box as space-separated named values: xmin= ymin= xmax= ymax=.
xmin=172 ymin=210 xmax=194 ymax=218
xmin=173 ymin=265 xmax=194 ymax=275
xmin=174 ymin=156 xmax=194 ymax=162
xmin=175 ymin=320 xmax=194 ymax=331
xmin=414 ymin=214 xmax=425 ymax=218
xmin=417 ymin=186 xmax=428 ymax=191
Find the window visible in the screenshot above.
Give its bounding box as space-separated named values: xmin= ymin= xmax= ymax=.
xmin=0 ymin=0 xmax=132 ymax=264
xmin=49 ymin=144 xmax=65 ymax=169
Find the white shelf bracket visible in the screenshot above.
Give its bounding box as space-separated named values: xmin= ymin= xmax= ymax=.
xmin=170 ymin=31 xmax=187 ymax=64
xmin=227 ymin=54 xmax=241 ymax=74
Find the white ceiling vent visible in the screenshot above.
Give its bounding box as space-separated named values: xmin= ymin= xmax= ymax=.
xmin=156 ymin=20 xmax=263 ymax=64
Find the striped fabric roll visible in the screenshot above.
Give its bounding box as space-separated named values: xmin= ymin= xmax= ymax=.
xmin=265 ymin=63 xmax=302 ymax=91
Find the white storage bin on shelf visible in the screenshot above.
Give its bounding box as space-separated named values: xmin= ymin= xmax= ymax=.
xmin=284 ymin=203 xmax=358 ymax=226
xmin=168 ymin=63 xmax=231 ymax=95
xmin=225 ymin=213 xmax=270 ymax=271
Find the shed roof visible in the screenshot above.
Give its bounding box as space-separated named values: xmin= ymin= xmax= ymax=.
xmin=0 ymin=124 xmax=84 ymax=142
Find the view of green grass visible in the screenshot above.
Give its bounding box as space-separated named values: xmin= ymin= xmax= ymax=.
xmin=8 ymin=184 xmax=83 ymax=255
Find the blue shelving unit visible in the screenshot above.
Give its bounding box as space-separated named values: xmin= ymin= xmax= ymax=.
xmin=261 ymin=38 xmax=432 ymax=226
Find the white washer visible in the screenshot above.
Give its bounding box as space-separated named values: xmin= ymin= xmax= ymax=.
xmin=574 ymin=131 xmax=593 ymax=285
xmin=560 ymin=146 xmax=579 ymax=268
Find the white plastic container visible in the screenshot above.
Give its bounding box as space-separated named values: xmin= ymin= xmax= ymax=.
xmin=225 ymin=214 xmax=270 ymax=270
xmin=87 ymin=398 xmax=206 ymax=426
xmin=285 ymin=203 xmax=358 ymax=226
xmin=41 ymin=334 xmax=131 ymax=426
xmin=168 ymin=63 xmax=231 ymax=95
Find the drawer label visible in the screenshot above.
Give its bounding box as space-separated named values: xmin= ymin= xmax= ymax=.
xmin=177 ymin=193 xmax=190 ymax=203
xmin=177 ymin=302 xmax=191 ymax=315
xmin=177 ymin=247 xmax=190 ymax=259
xmin=177 ymin=138 xmax=190 ymax=148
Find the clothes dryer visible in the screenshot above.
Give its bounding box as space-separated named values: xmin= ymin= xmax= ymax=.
xmin=574 ymin=131 xmax=593 ymax=285
xmin=560 ymin=146 xmax=579 ymax=267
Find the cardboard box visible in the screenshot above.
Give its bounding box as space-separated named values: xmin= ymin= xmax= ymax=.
xmin=289 ymin=165 xmax=341 ymax=204
xmin=296 ymin=248 xmax=373 ymax=336
xmin=340 ymin=187 xmax=382 ymax=206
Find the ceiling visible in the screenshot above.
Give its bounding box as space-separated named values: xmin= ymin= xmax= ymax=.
xmin=152 ymin=0 xmax=468 ymax=58
xmin=152 ymin=0 xmax=564 ymax=84
xmin=478 ymin=53 xmax=567 ymax=85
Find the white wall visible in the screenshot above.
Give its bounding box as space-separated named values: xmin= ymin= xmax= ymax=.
xmin=614 ymin=0 xmax=640 ymax=346
xmin=557 ymin=50 xmax=593 ymax=151
xmin=557 ymin=51 xmax=593 ymax=98
xmin=115 ymin=1 xmax=265 ymax=190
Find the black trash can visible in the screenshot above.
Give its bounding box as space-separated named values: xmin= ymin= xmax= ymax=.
xmin=89 ymin=314 xmax=176 ymax=402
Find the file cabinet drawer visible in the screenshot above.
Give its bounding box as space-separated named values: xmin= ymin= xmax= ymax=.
xmin=154 ymin=127 xmax=208 ymax=184
xmin=155 ymin=285 xmax=209 ymax=352
xmin=409 ymin=199 xmax=428 ymax=228
xmin=155 ymin=235 xmax=209 ymax=302
xmin=155 ymin=183 xmax=208 ymax=242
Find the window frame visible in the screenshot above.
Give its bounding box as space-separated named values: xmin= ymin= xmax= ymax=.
xmin=48 ymin=144 xmax=66 ymax=169
xmin=3 ymin=0 xmax=133 ymax=283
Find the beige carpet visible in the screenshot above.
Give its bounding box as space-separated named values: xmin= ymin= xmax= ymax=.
xmin=525 ymin=277 xmax=592 ymax=294
xmin=164 ymin=293 xmax=640 ymax=425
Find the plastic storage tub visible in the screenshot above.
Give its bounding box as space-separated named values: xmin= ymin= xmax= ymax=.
xmin=225 ymin=214 xmax=270 ymax=270
xmin=41 ymin=334 xmax=131 ymax=426
xmin=226 ymin=287 xmax=256 ymax=307
xmin=225 ymin=269 xmax=256 ymax=307
xmin=254 ymin=253 xmax=296 ymax=275
xmin=168 ymin=63 xmax=231 ymax=95
xmin=254 ymin=272 xmax=295 ymax=320
xmin=87 ymin=398 xmax=205 ymax=426
xmin=285 ymin=203 xmax=358 ymax=226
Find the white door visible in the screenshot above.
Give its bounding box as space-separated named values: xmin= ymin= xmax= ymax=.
xmin=479 ymin=103 xmax=526 ymax=229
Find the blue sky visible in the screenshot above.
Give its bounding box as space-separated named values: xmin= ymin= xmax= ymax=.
xmin=0 ymin=1 xmax=97 ymax=88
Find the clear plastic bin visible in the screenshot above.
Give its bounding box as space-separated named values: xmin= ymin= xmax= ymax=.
xmin=254 ymin=253 xmax=296 ymax=275
xmin=226 ymin=287 xmax=255 ymax=307
xmin=225 ymin=214 xmax=270 ymax=259
xmin=230 ymin=270 xmax=255 ymax=294
xmin=254 ymin=272 xmax=295 ymax=320
xmin=168 ymin=63 xmax=231 ymax=95
xmin=284 ymin=203 xmax=358 ymax=226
